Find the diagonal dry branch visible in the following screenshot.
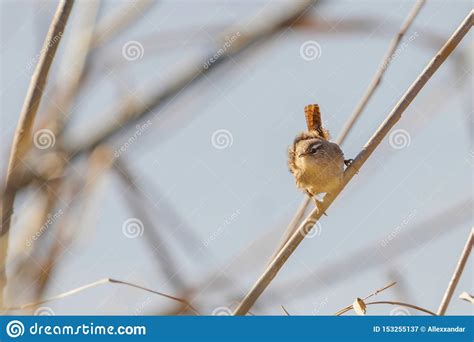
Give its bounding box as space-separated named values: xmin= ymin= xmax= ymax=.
xmin=437 ymin=228 xmax=473 ymax=315
xmin=271 ymin=0 xmax=427 ymax=262
xmin=0 ymin=0 xmax=74 ymax=305
xmin=0 ymin=278 xmax=199 ymax=315
xmin=63 ymin=1 xmax=314 ymax=156
xmin=233 ymin=10 xmax=473 ymax=315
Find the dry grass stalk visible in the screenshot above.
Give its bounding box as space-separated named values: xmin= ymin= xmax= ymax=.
xmin=437 ymin=228 xmax=473 ymax=315
xmin=1 ymin=278 xmax=199 ymax=315
xmin=271 ymin=0 xmax=426 ymax=261
xmin=338 ymin=301 xmax=437 ymax=316
xmin=0 ymin=0 xmax=74 ymax=305
xmin=233 ymin=10 xmax=473 ymax=315
xmin=63 ymin=1 xmax=313 ymax=156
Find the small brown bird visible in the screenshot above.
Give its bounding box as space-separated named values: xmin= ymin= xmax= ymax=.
xmin=288 ymin=104 xmax=350 ymax=212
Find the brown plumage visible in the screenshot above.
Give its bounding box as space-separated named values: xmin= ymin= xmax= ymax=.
xmin=288 ymin=105 xmax=346 ymax=205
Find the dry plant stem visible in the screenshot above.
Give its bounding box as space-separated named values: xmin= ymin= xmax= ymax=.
xmin=0 ymin=278 xmax=199 ymax=315
xmin=334 ymin=281 xmax=396 ymax=316
xmin=65 ymin=1 xmax=313 ymax=156
xmin=233 ymin=11 xmax=473 ymax=316
xmin=271 ymin=0 xmax=426 ymax=262
xmin=0 ymin=0 xmax=74 ymax=305
xmin=337 ymin=301 xmax=437 ymax=316
xmin=281 ymin=305 xmax=290 ymax=316
xmin=437 ymin=228 xmax=473 ymax=315
xmin=337 ymin=0 xmax=426 ymax=143
xmin=113 ymin=159 xmax=186 ymax=290
xmin=91 ymin=0 xmax=154 ymax=48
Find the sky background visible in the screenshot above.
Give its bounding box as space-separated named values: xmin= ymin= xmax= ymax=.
xmin=0 ymin=0 xmax=472 ymax=315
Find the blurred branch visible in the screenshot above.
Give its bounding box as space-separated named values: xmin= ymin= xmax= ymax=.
xmin=266 ymin=199 xmax=470 ymax=304
xmin=1 ymin=278 xmax=199 ymax=315
xmin=437 ymin=228 xmax=473 ymax=315
xmin=269 ymin=0 xmax=426 ymax=262
xmin=233 ymin=10 xmax=473 ymax=315
xmin=337 ymin=0 xmax=426 ymax=142
xmin=63 ymin=1 xmax=314 ymax=157
xmin=91 ymin=0 xmax=155 ymax=48
xmin=0 ymin=0 xmax=74 ymax=304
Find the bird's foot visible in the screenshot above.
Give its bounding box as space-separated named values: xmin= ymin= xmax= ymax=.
xmin=312 ymin=197 xmax=327 ymax=216
xmin=344 ymin=159 xmax=354 ymax=167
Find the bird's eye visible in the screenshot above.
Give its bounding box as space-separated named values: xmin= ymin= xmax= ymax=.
xmin=309 ymin=143 xmax=322 ymax=154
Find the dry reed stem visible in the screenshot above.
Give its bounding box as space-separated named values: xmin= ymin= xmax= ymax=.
xmin=271 ymin=0 xmax=426 ymax=262
xmin=91 ymin=0 xmax=155 ymax=48
xmin=334 ymin=281 xmax=396 ymax=315
xmin=64 ymin=1 xmax=313 ymax=156
xmin=268 ymin=199 xmax=470 ymax=302
xmin=0 ymin=278 xmax=199 ymax=315
xmin=337 ymin=301 xmax=437 ymax=316
xmin=0 ymin=0 xmax=74 ymax=305
xmin=233 ymin=10 xmax=473 ymax=315
xmin=437 ymin=228 xmax=473 ymax=315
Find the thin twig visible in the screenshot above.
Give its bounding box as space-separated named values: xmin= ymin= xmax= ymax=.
xmin=270 ymin=1 xmax=426 ymax=261
xmin=437 ymin=228 xmax=473 ymax=315
xmin=0 ymin=0 xmax=74 ymax=304
xmin=63 ymin=1 xmax=314 ymax=156
xmin=338 ymin=301 xmax=437 ymax=316
xmin=337 ymin=0 xmax=426 ymax=142
xmin=233 ymin=11 xmax=473 ymax=315
xmin=0 ymin=278 xmax=199 ymax=315
xmin=281 ymin=305 xmax=291 ymax=316
xmin=334 ymin=281 xmax=397 ymax=316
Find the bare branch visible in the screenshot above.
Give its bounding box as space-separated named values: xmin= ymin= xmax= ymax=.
xmin=233 ymin=10 xmax=473 ymax=315
xmin=437 ymin=228 xmax=473 ymax=315
xmin=1 ymin=278 xmax=199 ymax=315
xmin=0 ymin=0 xmax=74 ymax=304
xmin=270 ymin=0 xmax=426 ymax=260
